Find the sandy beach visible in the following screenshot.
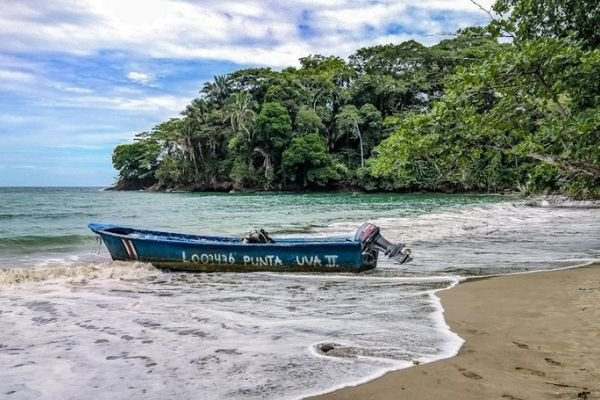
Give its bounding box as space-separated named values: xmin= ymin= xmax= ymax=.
xmin=310 ymin=264 xmax=600 ymax=400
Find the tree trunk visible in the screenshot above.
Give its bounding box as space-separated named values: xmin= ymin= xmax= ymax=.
xmin=487 ymin=144 xmax=599 ymax=178
xmin=254 ymin=147 xmax=272 ymax=179
xmin=527 ymin=152 xmax=600 ymax=178
xmin=352 ymin=117 xmax=365 ymax=168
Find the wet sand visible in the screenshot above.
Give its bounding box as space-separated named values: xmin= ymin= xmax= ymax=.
xmin=310 ymin=264 xmax=600 ymax=400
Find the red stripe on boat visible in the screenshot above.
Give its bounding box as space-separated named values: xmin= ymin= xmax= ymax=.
xmin=121 ymin=239 xmax=136 ymax=260
xmin=127 ymin=240 xmax=139 ymax=260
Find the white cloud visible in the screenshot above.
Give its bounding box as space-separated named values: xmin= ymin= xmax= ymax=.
xmin=0 ymin=0 xmax=497 ymax=67
xmin=0 ymin=114 xmax=26 ymax=124
xmin=0 ymin=68 xmax=37 ymax=83
xmin=6 ymin=164 xmax=39 ymax=169
xmin=3 ymin=128 xmax=142 ymax=149
xmin=127 ymin=71 xmax=154 ymax=85
xmin=49 ymin=83 xmax=94 ymax=94
xmin=45 ymin=93 xmax=190 ymax=113
xmin=113 ymin=94 xmax=189 ymax=112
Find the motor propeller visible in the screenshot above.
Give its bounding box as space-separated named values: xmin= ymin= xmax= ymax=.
xmin=355 ymin=223 xmax=412 ymax=264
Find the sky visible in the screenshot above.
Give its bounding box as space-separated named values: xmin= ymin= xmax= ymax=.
xmin=0 ymin=0 xmax=494 ymax=187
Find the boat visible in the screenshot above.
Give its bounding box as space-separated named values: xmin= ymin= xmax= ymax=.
xmin=88 ymin=222 xmax=412 ymax=273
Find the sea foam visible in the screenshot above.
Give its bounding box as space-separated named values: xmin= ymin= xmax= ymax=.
xmin=0 ymin=261 xmax=161 ymax=286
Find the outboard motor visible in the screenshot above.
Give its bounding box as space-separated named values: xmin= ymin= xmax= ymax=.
xmin=354 ymin=223 xmax=412 ymax=264
xmin=243 ymin=229 xmax=274 ymax=244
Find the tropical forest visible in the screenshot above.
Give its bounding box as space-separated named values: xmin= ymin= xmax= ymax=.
xmin=112 ymin=0 xmax=600 ymax=198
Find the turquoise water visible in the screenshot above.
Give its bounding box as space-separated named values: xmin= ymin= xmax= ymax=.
xmin=0 ymin=187 xmax=504 ymax=266
xmin=0 ymin=188 xmax=599 ymax=400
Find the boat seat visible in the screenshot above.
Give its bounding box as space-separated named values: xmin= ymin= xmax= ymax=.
xmin=105 ymin=227 xmax=135 ymax=236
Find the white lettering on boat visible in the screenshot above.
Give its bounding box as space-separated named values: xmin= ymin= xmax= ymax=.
xmin=242 ymin=255 xmax=282 ymax=266
xmin=182 ymin=251 xmax=235 ymax=265
xmin=324 ymin=255 xmax=338 ymax=267
xmin=295 ymin=255 xmax=323 ymax=267
xmin=181 ymin=252 xmax=340 ymax=267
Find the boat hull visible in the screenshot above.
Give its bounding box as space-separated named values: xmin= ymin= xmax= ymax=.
xmin=90 ymin=223 xmax=378 ymax=273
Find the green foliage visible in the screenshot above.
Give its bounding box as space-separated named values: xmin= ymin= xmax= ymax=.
xmin=282 ymin=133 xmax=340 ymax=187
xmin=228 ymin=155 xmax=258 ymax=188
xmin=357 ymin=103 xmax=383 ymax=155
xmin=112 ymin=139 xmax=160 ymax=182
xmin=251 ymin=102 xmax=292 ymax=186
xmin=254 ymin=102 xmax=293 ymax=151
xmin=372 ymin=36 xmax=599 ymax=197
xmin=225 ymin=92 xmax=257 ymax=139
xmin=228 ymin=68 xmax=275 ymax=105
xmin=201 ymin=75 xmax=232 ymax=106
xmin=492 ymin=0 xmax=600 ymax=49
xmin=155 ymin=155 xmax=194 ymax=186
xmin=526 ymin=164 xmax=561 ymax=194
xmin=295 ymin=106 xmax=325 ymax=135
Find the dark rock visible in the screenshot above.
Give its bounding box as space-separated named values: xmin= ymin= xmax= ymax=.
xmin=320 ymin=343 xmax=335 ymax=353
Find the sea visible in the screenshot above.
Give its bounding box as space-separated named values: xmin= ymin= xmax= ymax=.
xmin=1 ymin=187 xmax=599 ymax=400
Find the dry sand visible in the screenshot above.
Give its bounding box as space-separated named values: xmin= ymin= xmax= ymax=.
xmin=310 ymin=264 xmax=600 ymax=400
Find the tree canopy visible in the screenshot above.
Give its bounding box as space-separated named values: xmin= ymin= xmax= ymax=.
xmin=112 ymin=0 xmax=599 ymax=198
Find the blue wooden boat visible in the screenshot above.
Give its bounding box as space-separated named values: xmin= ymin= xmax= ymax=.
xmin=88 ymin=222 xmax=411 ymax=273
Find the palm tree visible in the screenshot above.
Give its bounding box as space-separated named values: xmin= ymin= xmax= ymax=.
xmin=223 ymin=92 xmax=260 ymax=182
xmin=199 ymin=124 xmax=222 ymax=158
xmin=176 ymin=121 xmax=201 ymax=176
xmin=225 ymin=92 xmax=257 ymax=142
xmin=201 ymin=75 xmax=232 ymax=106
xmin=183 ymin=98 xmax=210 ymax=124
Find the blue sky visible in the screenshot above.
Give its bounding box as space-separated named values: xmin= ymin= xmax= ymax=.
xmin=0 ymin=0 xmax=492 ymax=186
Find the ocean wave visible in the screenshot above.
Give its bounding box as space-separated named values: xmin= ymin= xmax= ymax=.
xmin=268 ymin=223 xmax=326 ymax=235
xmin=0 ymin=211 xmax=97 ymax=220
xmin=315 ymin=201 xmax=523 ymax=238
xmin=0 ymin=234 xmax=92 ymax=252
xmin=0 ymin=261 xmax=162 ymax=285
xmin=524 ymin=196 xmax=600 ymax=208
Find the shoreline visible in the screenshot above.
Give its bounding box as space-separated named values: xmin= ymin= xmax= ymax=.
xmin=309 ymin=263 xmax=600 ymax=399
